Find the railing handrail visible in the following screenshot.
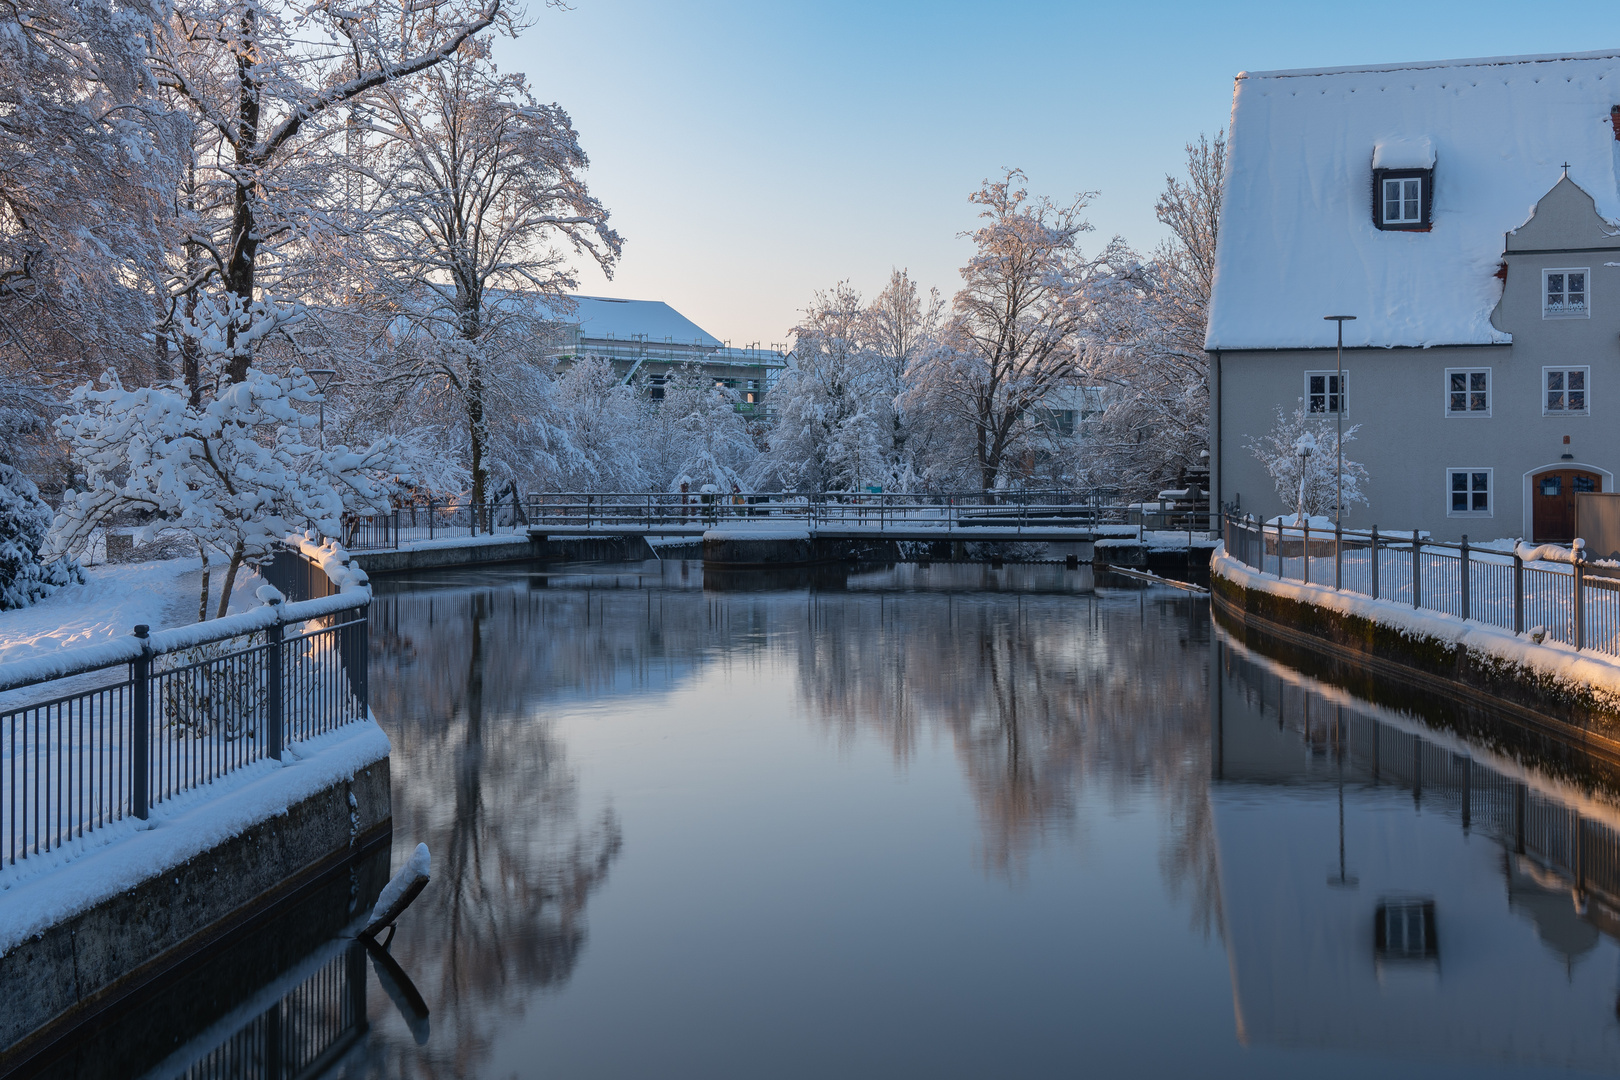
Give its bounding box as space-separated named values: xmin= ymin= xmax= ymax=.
xmin=0 ymin=535 xmax=370 ymax=695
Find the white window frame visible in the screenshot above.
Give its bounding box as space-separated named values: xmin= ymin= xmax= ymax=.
xmin=1447 ymin=467 xmax=1493 ymax=518
xmin=1542 ymin=365 xmax=1591 ymax=416
xmin=1382 ymin=177 xmax=1423 ymax=225
xmin=1444 ymin=367 xmax=1491 ymax=417
xmin=1543 ymin=267 xmax=1590 ymax=319
xmin=1304 ymin=370 xmax=1347 ymax=415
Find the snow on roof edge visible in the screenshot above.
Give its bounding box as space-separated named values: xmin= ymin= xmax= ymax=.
xmin=1241 ymin=46 xmax=1620 ymax=81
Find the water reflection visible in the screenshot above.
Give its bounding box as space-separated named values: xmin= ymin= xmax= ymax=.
xmin=1213 ymin=633 xmax=1620 ymax=1071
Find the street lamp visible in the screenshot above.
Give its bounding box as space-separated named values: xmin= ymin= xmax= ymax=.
xmin=308 ymin=369 xmax=337 ymax=449
xmin=1322 ymin=316 xmax=1356 ymax=526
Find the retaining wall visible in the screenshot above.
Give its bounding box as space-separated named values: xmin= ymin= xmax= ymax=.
xmin=0 ymin=757 xmax=391 ymax=1073
xmin=1211 ymin=553 xmax=1620 ymax=764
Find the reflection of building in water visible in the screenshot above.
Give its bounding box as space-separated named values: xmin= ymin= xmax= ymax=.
xmin=1212 ymin=635 xmax=1620 ymax=1071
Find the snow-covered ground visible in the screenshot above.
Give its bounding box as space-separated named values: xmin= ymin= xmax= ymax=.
xmin=0 ymin=556 xmax=262 ymax=668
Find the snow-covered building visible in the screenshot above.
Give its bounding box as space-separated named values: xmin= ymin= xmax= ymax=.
xmin=545 ymin=295 xmax=788 ymax=417
xmin=1208 ymin=50 xmax=1620 ymax=541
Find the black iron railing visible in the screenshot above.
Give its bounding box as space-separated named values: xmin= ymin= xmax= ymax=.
xmin=0 ymin=542 xmax=369 ymax=871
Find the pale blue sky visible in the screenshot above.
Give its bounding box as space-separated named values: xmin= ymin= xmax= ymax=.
xmin=498 ymin=2 xmax=1620 ymax=347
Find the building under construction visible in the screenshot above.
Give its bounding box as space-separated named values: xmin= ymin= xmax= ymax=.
xmin=546 ymin=295 xmax=787 ymax=418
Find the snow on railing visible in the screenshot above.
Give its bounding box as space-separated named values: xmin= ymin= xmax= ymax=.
xmin=0 ymin=535 xmax=371 ymax=871
xmin=340 ymin=490 xmax=1211 ymax=549
xmin=1222 ymin=512 xmax=1620 ymax=656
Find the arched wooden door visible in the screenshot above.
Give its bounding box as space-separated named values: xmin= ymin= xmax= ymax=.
xmin=1532 ymin=469 xmax=1602 ymax=542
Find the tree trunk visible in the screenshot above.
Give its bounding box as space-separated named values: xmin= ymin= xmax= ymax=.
xmin=215 ymin=540 xmax=245 ymax=619
xmin=197 ymin=540 xmax=211 ymax=622
xmin=224 ymin=9 xmax=261 ymax=385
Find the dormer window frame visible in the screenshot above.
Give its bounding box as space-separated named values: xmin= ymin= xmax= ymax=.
xmin=1372 ymin=167 xmax=1434 ymax=231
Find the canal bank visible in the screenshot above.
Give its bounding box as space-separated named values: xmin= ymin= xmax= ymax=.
xmin=1211 ymin=546 xmax=1620 ymax=763
xmin=0 ymin=538 xmax=392 ymax=1075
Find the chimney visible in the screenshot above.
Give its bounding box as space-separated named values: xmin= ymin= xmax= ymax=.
xmin=1612 ymin=105 xmax=1620 ymax=141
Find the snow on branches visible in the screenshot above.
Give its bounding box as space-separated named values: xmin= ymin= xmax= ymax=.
xmin=49 ymin=368 xmax=406 ymax=617
xmin=1246 ymin=404 xmax=1368 ymax=521
xmin=0 ymin=462 xmax=83 ymax=611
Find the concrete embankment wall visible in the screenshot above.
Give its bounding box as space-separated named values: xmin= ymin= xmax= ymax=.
xmin=1211 ymin=552 xmax=1620 ymax=764
xmin=353 ymin=535 xmax=652 ymax=574
xmin=0 ymin=758 xmax=391 ymax=1073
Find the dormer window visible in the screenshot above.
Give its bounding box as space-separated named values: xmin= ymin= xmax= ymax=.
xmin=1372 ymin=168 xmax=1433 ymax=230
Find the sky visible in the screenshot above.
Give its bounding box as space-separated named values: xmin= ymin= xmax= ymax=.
xmin=497 ymin=1 xmax=1620 ymax=348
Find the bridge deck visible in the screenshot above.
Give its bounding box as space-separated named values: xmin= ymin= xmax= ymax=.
xmin=528 ymin=523 xmax=1103 ymax=543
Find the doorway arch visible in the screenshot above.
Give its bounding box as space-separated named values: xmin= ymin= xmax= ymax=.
xmin=1521 ymin=462 xmax=1614 ymax=541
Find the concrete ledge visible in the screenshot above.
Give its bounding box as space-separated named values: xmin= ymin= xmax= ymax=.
xmin=355 ymin=535 xmax=657 ymax=574
xmin=1211 ymin=558 xmax=1620 ymax=763
xmin=703 ymin=535 xmax=816 ymax=567
xmin=0 ymin=756 xmax=391 ymax=1063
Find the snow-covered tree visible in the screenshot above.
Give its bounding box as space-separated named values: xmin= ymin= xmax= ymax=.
xmin=1080 ymin=135 xmax=1224 ymax=498
xmin=758 ymin=283 xmax=886 ymax=492
xmin=862 ymin=269 xmax=941 ymax=487
xmin=151 ymin=0 xmax=509 ymax=388
xmin=552 ymin=356 xmax=649 ymax=491
xmin=906 ymin=170 xmax=1095 ymax=493
xmin=0 ymin=461 xmax=82 ymax=610
xmin=49 ymin=368 xmax=405 ymax=618
xmin=1246 ymin=404 xmax=1368 ymax=520
xmin=365 ymin=48 xmax=621 ymax=505
xmin=645 ymin=366 xmax=758 ymax=493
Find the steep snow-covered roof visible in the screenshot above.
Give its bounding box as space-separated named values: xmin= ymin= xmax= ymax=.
xmin=1206 ymin=49 xmax=1620 ymax=351
xmin=563 ymin=295 xmax=723 ymax=347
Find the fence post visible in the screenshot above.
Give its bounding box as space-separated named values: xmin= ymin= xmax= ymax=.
xmin=1412 ymin=530 xmax=1421 ymax=610
xmin=1514 ymin=554 xmax=1525 ymax=634
xmin=428 ymin=496 xmax=435 ymax=541
xmin=1460 ymin=535 xmax=1470 ymax=621
xmin=1275 ymin=518 xmax=1283 ymax=578
xmin=1575 ymin=557 xmax=1586 ymax=651
xmin=1335 ymin=522 xmax=1342 ymax=590
xmin=1302 ymin=519 xmax=1310 ymax=585
xmin=131 ymin=624 xmax=151 ymax=820
xmin=266 ymin=599 xmax=285 ymax=761
xmin=1371 ymin=526 xmax=1380 ymax=600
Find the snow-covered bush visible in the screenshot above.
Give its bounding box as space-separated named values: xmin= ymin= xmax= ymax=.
xmin=48 ymin=368 xmax=406 ymax=618
xmin=0 ymin=461 xmax=83 ymax=610
xmin=1246 ymin=404 xmax=1368 ymax=519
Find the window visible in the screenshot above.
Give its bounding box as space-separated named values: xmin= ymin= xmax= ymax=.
xmin=1449 ymin=469 xmax=1491 ymax=516
xmin=1305 ymin=371 xmax=1346 ymax=414
xmin=1445 ymin=368 xmax=1490 ymax=416
xmin=1544 ymin=367 xmax=1590 ymax=414
xmin=1384 ymin=177 xmax=1422 ymax=223
xmin=1375 ymin=900 xmax=1437 ymax=962
xmin=1544 ymin=268 xmax=1590 ymax=318
xmin=1372 ymin=168 xmax=1433 ymax=230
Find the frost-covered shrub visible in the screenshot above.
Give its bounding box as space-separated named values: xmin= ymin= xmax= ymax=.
xmin=0 ymin=462 xmax=83 ymax=610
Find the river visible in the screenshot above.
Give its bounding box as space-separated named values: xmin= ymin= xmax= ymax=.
xmin=100 ymin=559 xmax=1620 ymax=1078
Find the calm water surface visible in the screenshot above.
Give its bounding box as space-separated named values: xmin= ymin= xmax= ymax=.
xmin=172 ymin=560 xmax=1620 ymax=1077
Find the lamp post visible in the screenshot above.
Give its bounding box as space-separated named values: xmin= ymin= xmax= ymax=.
xmin=308 ymin=369 xmax=337 ymax=449
xmin=1322 ymin=316 xmax=1356 ymax=526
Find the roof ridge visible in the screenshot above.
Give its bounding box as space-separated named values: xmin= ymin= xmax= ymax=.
xmin=1242 ymin=47 xmax=1620 ymax=81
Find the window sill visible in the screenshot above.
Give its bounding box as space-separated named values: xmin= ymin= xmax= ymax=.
xmin=1444 ymin=412 xmax=1492 ymax=418
xmin=1542 ymin=312 xmax=1590 ymax=320
xmin=1447 ymin=510 xmax=1494 ymax=518
xmin=1542 ymin=411 xmax=1591 ymax=418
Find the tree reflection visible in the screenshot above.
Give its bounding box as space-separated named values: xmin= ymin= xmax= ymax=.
xmin=791 ymin=590 xmax=1220 ymax=931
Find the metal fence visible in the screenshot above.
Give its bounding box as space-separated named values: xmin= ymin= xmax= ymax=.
xmin=343 ymin=490 xmax=1214 ymax=546
xmin=0 ymin=546 xmax=368 ymax=871
xmin=1223 ymin=511 xmax=1620 ymax=657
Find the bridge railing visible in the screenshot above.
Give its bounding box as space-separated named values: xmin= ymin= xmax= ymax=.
xmin=0 ymin=539 xmax=370 ymax=873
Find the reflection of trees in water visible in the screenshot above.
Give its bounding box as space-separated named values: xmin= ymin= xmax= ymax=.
xmin=355 ymin=579 xmax=1222 ymax=1075
xmin=792 ymin=592 xmax=1221 ymax=933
